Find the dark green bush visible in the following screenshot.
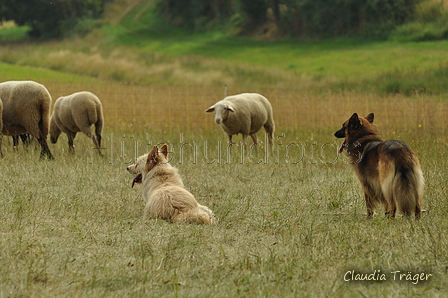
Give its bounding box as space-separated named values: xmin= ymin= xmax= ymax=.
xmin=154 ymin=0 xmax=422 ymax=38
xmin=391 ymin=0 xmax=448 ymax=41
xmin=0 ymin=0 xmax=105 ymax=39
xmin=280 ymin=0 xmax=420 ymax=38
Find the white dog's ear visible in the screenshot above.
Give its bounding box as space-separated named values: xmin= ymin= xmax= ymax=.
xmin=147 ymin=145 xmax=160 ymax=170
xmin=160 ymin=144 xmax=169 ymax=158
xmin=226 ymin=105 xmax=235 ymax=112
xmin=205 ymin=105 xmax=215 ymax=113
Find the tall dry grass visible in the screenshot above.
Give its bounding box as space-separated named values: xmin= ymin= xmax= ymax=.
xmin=39 ymin=78 xmax=448 ymax=138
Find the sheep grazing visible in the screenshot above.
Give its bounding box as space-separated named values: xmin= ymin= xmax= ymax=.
xmin=50 ymin=91 xmax=104 ymax=155
xmin=205 ymin=92 xmax=275 ymax=150
xmin=0 ymin=80 xmax=54 ymax=159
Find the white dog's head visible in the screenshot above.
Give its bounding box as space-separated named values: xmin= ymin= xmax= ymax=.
xmin=127 ymin=144 xmax=169 ymax=187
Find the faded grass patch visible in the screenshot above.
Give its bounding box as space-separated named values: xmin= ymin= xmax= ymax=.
xmin=0 ymin=43 xmax=280 ymax=87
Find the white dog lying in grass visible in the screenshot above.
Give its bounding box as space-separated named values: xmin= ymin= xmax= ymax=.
xmin=127 ymin=144 xmax=215 ymax=224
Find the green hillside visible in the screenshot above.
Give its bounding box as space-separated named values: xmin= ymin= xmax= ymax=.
xmin=1 ymin=0 xmax=448 ymax=96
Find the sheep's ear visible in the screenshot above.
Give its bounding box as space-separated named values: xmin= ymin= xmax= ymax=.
xmin=226 ymin=105 xmax=235 ymax=112
xmin=365 ymin=113 xmax=374 ymax=123
xmin=146 ymin=145 xmax=160 ymax=170
xmin=160 ymin=144 xmax=169 ymax=158
xmin=205 ymin=105 xmax=215 ymax=113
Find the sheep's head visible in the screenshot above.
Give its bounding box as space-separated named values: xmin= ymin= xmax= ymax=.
xmin=205 ymin=102 xmax=235 ymax=124
xmin=49 ymin=123 xmax=61 ymax=144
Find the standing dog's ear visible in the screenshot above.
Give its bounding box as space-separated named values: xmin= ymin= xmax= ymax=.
xmin=365 ymin=113 xmax=374 ymax=123
xmin=348 ymin=113 xmax=361 ymax=131
xmin=160 ymin=144 xmax=169 ymax=159
xmin=146 ymin=145 xmax=160 ymax=170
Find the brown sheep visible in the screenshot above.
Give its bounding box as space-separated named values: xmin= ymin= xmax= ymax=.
xmin=50 ymin=91 xmax=104 ymax=155
xmin=0 ymin=80 xmax=54 ymax=159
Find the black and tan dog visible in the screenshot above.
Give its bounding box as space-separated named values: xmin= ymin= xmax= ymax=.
xmin=334 ymin=113 xmax=424 ymax=219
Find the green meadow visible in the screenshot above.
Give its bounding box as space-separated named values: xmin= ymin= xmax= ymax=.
xmin=0 ymin=1 xmax=448 ymax=297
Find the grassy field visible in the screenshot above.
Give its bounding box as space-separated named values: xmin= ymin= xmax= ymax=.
xmin=0 ymin=68 xmax=447 ymax=296
xmin=0 ymin=0 xmax=448 ymax=296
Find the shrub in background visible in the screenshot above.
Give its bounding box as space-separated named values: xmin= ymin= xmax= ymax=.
xmin=154 ymin=0 xmax=422 ymax=38
xmin=391 ymin=0 xmax=448 ymax=41
xmin=279 ymin=0 xmax=421 ymax=38
xmin=0 ymin=0 xmax=105 ymax=39
xmin=155 ymin=0 xmax=233 ymax=30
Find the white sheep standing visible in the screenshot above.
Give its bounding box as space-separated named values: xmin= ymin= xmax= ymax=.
xmin=50 ymin=91 xmax=104 ymax=155
xmin=0 ymin=80 xmax=54 ymax=159
xmin=205 ymin=93 xmax=275 ymax=150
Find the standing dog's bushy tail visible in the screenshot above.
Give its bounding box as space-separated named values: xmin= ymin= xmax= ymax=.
xmin=395 ymin=160 xmax=424 ymax=219
xmin=382 ymin=155 xmax=424 ymax=219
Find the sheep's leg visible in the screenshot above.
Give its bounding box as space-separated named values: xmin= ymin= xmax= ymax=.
xmin=242 ymin=134 xmax=248 ymax=148
xmin=225 ymin=134 xmax=234 ymax=157
xmin=67 ymin=132 xmax=76 ymax=154
xmin=0 ymin=134 xmax=3 ymax=158
xmin=20 ymin=134 xmax=31 ymax=147
xmin=96 ymin=132 xmax=102 ymax=148
xmin=37 ymin=130 xmax=54 ymax=160
xmin=263 ymin=123 xmax=274 ymax=154
xmin=13 ymin=134 xmax=31 ymax=150
xmin=33 ymin=116 xmax=55 ymax=159
xmin=242 ymin=134 xmax=250 ymax=156
xmin=13 ymin=135 xmax=19 ymax=149
xmin=81 ymin=128 xmax=103 ymax=156
xmin=227 ymin=134 xmax=233 ymax=149
xmin=27 ymin=119 xmax=54 ymax=159
xmin=95 ymin=118 xmax=103 ymax=148
xmin=248 ymin=133 xmax=264 ymax=159
xmin=250 ymin=134 xmax=258 ymax=145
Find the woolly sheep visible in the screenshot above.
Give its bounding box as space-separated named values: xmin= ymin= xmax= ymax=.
xmin=0 ymin=80 xmax=54 ymax=159
xmin=50 ymin=91 xmax=104 ymax=155
xmin=205 ymin=93 xmax=275 ymax=149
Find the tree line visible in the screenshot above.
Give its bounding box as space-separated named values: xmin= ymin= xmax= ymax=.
xmin=0 ymin=0 xmax=422 ymax=39
xmin=0 ymin=0 xmax=105 ymax=39
xmin=156 ymin=0 xmax=422 ymax=38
